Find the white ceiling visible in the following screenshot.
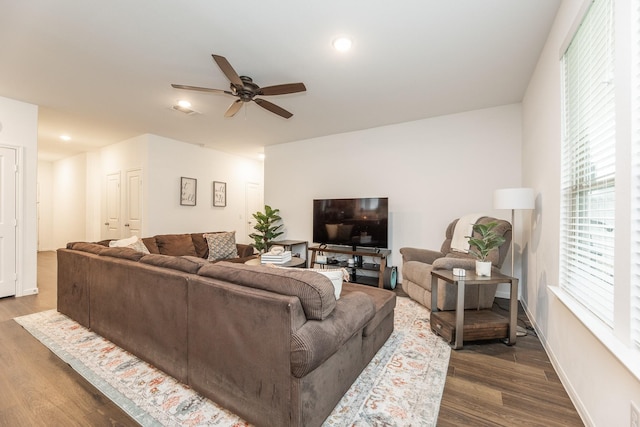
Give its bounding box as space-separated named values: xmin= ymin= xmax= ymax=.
xmin=0 ymin=0 xmax=560 ymax=161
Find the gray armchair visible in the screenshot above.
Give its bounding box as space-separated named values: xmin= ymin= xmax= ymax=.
xmin=399 ymin=216 xmax=512 ymax=311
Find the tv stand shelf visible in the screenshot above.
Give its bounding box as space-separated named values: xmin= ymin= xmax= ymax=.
xmin=309 ymin=245 xmax=391 ymax=288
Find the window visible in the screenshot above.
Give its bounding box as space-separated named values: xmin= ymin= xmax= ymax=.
xmin=633 ymin=138 xmax=640 ymax=347
xmin=632 ymin=0 xmax=640 ymax=348
xmin=560 ymin=0 xmax=616 ymax=326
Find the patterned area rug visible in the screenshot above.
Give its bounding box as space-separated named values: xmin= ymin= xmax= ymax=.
xmin=14 ymin=297 xmax=450 ymax=427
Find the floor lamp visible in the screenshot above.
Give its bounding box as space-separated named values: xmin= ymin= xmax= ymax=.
xmin=493 ymin=187 xmax=535 ymax=336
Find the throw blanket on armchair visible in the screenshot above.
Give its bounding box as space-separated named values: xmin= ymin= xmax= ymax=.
xmin=450 ymin=213 xmax=484 ymax=253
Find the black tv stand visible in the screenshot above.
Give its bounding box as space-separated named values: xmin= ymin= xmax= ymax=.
xmin=309 ymin=245 xmax=392 ymax=288
xmin=351 ymin=244 xmax=362 ymax=268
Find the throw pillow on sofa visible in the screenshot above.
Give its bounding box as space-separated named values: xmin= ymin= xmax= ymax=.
xmin=108 ymin=235 xmax=150 ymax=254
xmin=266 ymin=264 xmax=346 ymax=299
xmin=309 ymin=268 xmax=346 ymax=300
xmin=204 ymin=231 xmax=238 ymax=261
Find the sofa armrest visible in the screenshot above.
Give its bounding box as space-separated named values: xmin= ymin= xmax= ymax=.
xmin=432 ymin=256 xmax=477 ymax=271
xmin=399 ymin=247 xmax=444 ymax=264
xmin=236 ymin=243 xmax=255 ymax=258
xmin=290 ymin=291 xmax=376 ymax=378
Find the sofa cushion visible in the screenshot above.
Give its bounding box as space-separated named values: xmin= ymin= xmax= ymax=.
xmin=100 ymin=246 xmax=145 ymax=261
xmin=198 ymin=262 xmax=336 ymax=320
xmin=204 ymin=231 xmax=238 ymax=261
xmin=155 ymin=234 xmax=197 ymax=257
xmin=108 ymin=235 xmax=150 ymax=254
xmin=341 ymin=282 xmax=396 ymax=337
xmin=142 ymin=237 xmax=160 ymax=254
xmin=191 ymin=233 xmax=210 ymax=258
xmin=139 ymin=254 xmax=205 ymax=274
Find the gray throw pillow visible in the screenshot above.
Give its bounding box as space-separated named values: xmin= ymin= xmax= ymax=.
xmin=204 ymin=231 xmax=238 ymax=261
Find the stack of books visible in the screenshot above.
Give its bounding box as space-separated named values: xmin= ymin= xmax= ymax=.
xmin=261 ymin=251 xmax=292 ymax=264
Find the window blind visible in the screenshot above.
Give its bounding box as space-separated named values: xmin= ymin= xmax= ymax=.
xmin=633 ymin=142 xmax=640 ymax=348
xmin=632 ymin=0 xmax=640 ymax=349
xmin=560 ymin=0 xmax=616 ymax=327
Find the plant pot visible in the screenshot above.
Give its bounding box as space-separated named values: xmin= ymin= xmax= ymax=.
xmin=475 ymin=260 xmax=492 ymax=277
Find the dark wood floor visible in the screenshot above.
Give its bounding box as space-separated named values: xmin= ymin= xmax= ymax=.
xmin=0 ymin=251 xmax=135 ymax=426
xmin=432 ymin=296 xmax=584 ymax=426
xmin=0 ymin=252 xmax=583 ymax=426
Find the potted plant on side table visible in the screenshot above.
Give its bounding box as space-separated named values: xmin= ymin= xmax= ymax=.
xmin=466 ymin=221 xmax=506 ymax=276
xmin=249 ymin=205 xmax=284 ymax=254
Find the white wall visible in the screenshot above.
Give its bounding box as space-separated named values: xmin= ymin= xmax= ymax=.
xmin=52 ymin=154 xmax=87 ymax=250
xmin=37 ymin=160 xmax=54 ymax=251
xmin=265 ymin=103 xmax=524 ymax=287
xmin=522 ymin=0 xmax=640 ymax=425
xmin=145 ymin=135 xmax=264 ymax=242
xmin=85 ymin=151 xmax=101 ymax=241
xmin=0 ymin=96 xmax=38 ymax=296
xmin=41 ymin=133 xmax=264 ymax=248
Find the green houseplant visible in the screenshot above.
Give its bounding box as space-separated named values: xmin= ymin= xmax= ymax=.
xmin=466 ymin=221 xmax=506 ymax=276
xmin=249 ymin=205 xmax=284 ymax=253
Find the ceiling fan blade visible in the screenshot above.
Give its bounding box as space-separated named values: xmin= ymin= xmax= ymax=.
xmin=171 ymin=84 xmax=231 ymax=95
xmin=224 ymin=100 xmax=243 ymax=117
xmin=259 ymin=82 xmax=307 ymax=96
xmin=253 ymin=98 xmax=293 ymax=119
xmin=212 ymin=54 xmax=243 ymax=87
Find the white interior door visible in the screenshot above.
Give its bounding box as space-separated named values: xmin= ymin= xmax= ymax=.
xmin=125 ymin=169 xmax=143 ymax=237
xmin=105 ymin=172 xmax=121 ymax=239
xmin=245 ymin=182 xmax=262 ymax=245
xmin=0 ymin=147 xmax=17 ymax=298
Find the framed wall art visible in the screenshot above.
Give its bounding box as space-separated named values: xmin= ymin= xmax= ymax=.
xmin=213 ymin=181 xmax=226 ymax=207
xmin=180 ymin=177 xmax=197 ymax=206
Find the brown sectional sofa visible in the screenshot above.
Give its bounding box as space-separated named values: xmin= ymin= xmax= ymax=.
xmin=57 ymin=232 xmax=396 ymax=427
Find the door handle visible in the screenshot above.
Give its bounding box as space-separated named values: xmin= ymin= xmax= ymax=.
xmin=104 ymin=222 xmax=109 ymax=226
xmin=125 ymin=224 xmax=130 ymax=227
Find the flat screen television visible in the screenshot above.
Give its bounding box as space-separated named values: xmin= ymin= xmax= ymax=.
xmin=313 ymin=197 xmax=389 ymax=249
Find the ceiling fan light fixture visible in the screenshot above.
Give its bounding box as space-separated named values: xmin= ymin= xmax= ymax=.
xmin=332 ymin=36 xmax=352 ymax=52
xmin=172 ymin=54 xmax=306 ymax=119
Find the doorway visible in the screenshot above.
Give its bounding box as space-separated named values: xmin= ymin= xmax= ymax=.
xmin=104 ymin=169 xmax=143 ymax=239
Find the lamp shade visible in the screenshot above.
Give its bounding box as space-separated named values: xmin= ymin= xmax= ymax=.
xmin=493 ymin=187 xmax=535 ymax=210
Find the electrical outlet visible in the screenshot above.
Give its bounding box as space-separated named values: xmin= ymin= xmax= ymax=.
xmin=631 ymin=401 xmax=640 ymax=427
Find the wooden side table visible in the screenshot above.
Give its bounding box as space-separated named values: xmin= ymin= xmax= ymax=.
xmin=430 ymin=269 xmax=518 ymax=350
xmin=245 ymin=257 xmax=306 ymax=268
xmin=269 ymin=240 xmax=309 ymax=267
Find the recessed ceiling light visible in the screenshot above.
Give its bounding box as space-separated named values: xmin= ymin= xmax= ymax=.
xmin=332 ymin=36 xmax=352 ymax=52
xmin=60 ymin=134 xmax=71 ymax=141
xmin=171 ymin=100 xmax=198 ymax=115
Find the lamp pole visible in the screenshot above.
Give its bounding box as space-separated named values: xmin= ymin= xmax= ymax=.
xmin=493 ymin=187 xmax=535 ymax=337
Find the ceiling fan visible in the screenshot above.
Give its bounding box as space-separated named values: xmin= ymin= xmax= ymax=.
xmin=171 ymin=54 xmax=306 ymax=119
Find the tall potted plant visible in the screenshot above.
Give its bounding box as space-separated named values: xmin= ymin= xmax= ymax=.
xmin=466 ymin=221 xmax=506 ymax=276
xmin=249 ymin=205 xmax=284 ymax=253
